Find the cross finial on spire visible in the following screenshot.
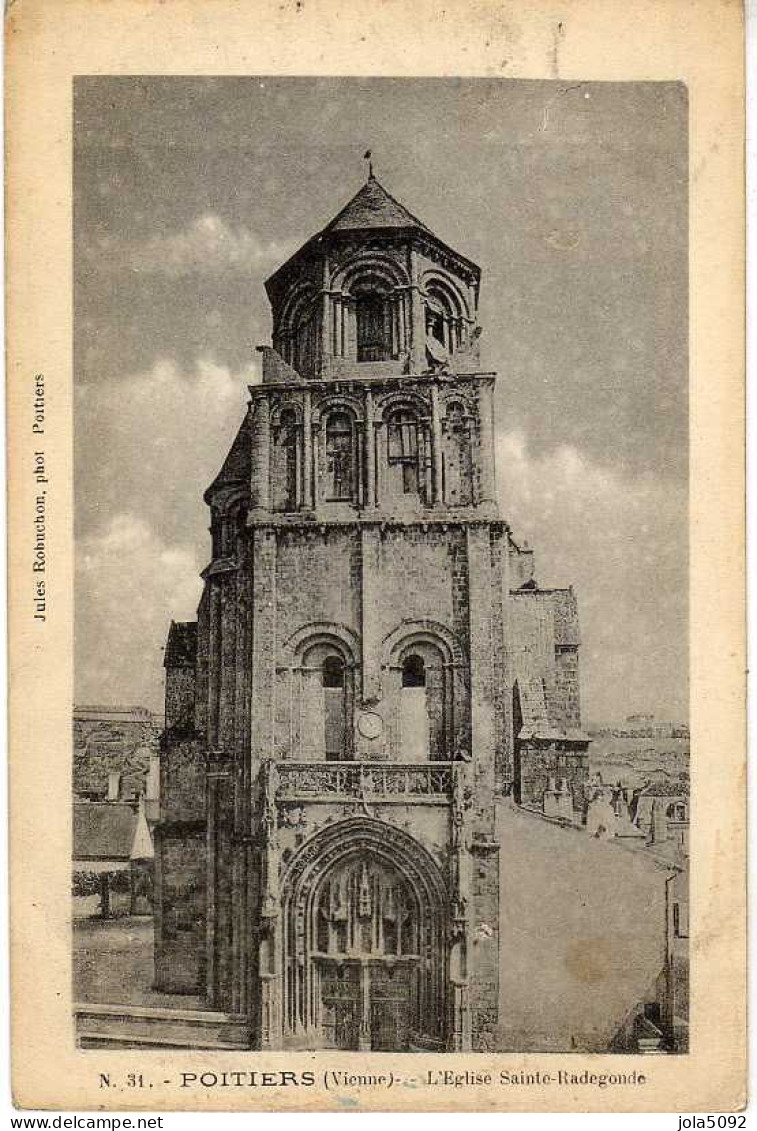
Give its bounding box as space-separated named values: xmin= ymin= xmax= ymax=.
xmin=363 ymin=149 xmax=374 ymax=179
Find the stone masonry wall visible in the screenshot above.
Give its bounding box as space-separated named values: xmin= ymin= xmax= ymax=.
xmin=156 ymin=619 xmax=207 ymax=996
xmin=489 ymin=530 xmax=513 ymax=792
xmin=470 ymin=843 xmax=500 ymax=1050
xmin=154 ymin=730 xmax=206 ymax=994
xmin=508 ymin=588 xmax=587 ymax=809
xmin=165 ymin=667 xmax=195 ymax=731
xmin=266 ymin=523 xmax=502 ymax=772
xmin=517 ymin=741 xmax=589 ymax=811
xmin=553 ymin=647 xmax=581 ymax=729
xmin=153 ymin=828 xmax=206 ymax=994
xmin=275 ymin=526 xmax=362 ymax=647
xmin=161 ymin=736 xmax=206 ymax=822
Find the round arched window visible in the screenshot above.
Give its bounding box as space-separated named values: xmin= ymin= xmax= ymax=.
xmin=322 ymin=654 xmax=346 ymax=689
xmin=325 ymin=412 xmax=354 ymax=501
xmin=278 ymin=408 xmax=299 ymax=511
xmin=426 ymin=306 xmax=446 ymax=346
xmin=387 ymin=409 xmax=420 ymax=496
xmin=402 ymin=653 xmax=426 ymax=688
xmin=356 ymin=292 xmax=391 ymax=362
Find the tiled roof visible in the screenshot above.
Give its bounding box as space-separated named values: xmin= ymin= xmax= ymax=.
xmin=205 ymin=414 xmax=251 ymax=500
xmin=266 ymin=175 xmax=481 ymax=295
xmin=514 ymin=677 xmax=590 ymax=744
xmin=73 ymin=705 xmax=155 ymax=723
xmin=164 ymin=621 xmax=197 ymax=668
xmin=73 ymin=803 xmax=136 ymax=861
xmin=641 ymin=779 xmax=690 ymax=797
xmin=324 ymin=175 xmax=434 ymax=235
xmin=516 ymin=676 xmax=548 ymax=731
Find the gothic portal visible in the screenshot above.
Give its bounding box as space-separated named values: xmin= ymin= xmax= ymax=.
xmin=154 ymin=172 xmax=589 ymax=1051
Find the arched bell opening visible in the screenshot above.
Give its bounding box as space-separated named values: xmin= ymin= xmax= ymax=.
xmin=395 ymin=637 xmax=455 ymax=761
xmin=355 ymin=290 xmax=392 ymax=362
xmin=275 ymin=284 xmax=320 ymax=377
xmin=272 ymin=407 xmax=301 ymax=512
xmin=332 ymin=255 xmax=411 ymax=365
xmin=422 ymin=274 xmax=469 ymax=358
xmin=279 ymin=623 xmax=360 ymax=761
xmin=324 ymin=409 xmax=357 ymax=502
xmin=441 ymin=400 xmax=474 ymax=507
xmin=386 ymin=406 xmax=421 ymax=499
xmin=300 ymin=639 xmax=355 ymax=761
xmin=401 ymin=652 xmax=430 ymax=762
xmin=280 ymin=819 xmax=449 ymax=1051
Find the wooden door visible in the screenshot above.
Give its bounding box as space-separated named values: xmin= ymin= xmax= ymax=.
xmin=320 ymin=965 xmax=360 ymax=1050
xmin=369 ymin=964 xmax=415 ymax=1051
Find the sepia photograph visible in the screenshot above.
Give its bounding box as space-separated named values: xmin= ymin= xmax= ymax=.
xmin=70 ymin=76 xmax=690 ymax=1056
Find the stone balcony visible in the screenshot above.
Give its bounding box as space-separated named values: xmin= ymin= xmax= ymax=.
xmin=276 ymin=761 xmax=454 ymax=804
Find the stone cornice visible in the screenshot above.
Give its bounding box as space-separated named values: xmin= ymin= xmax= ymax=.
xmin=244 ymin=513 xmax=508 ymax=534
xmin=248 ymin=371 xmax=497 ymax=398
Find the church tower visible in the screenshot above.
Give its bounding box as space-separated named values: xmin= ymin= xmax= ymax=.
xmin=155 ymin=171 xmax=589 ymax=1051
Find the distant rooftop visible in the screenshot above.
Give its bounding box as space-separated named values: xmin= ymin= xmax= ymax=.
xmin=164 ymin=621 xmax=198 ymax=668
xmin=73 ymin=802 xmax=137 ymax=861
xmin=74 ymin=705 xmax=159 ymax=723
xmin=641 ymin=780 xmax=690 ymax=798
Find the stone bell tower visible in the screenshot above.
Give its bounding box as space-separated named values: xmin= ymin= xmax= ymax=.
xmin=154 ymin=170 xmax=589 ymax=1052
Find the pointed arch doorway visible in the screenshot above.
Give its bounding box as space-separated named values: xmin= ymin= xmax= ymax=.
xmin=315 ymin=856 xmax=421 ymax=1051
xmin=280 ymin=818 xmax=449 ymax=1051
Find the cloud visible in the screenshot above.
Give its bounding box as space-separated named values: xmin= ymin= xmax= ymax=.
xmin=497 ymin=431 xmax=688 ymax=725
xmin=85 ymin=214 xmax=298 ymax=278
xmin=76 ymin=514 xmax=203 ymax=710
xmin=112 ymin=353 xmax=249 ymax=409
xmin=76 ymin=356 xmax=252 ymax=546
xmin=75 ymin=356 xmax=252 ymax=708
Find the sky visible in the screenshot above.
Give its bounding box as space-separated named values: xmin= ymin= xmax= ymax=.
xmin=73 ymin=77 xmax=688 ymax=726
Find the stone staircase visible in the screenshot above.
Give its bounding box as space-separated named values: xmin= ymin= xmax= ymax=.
xmin=74 ymin=1003 xmax=251 ymax=1049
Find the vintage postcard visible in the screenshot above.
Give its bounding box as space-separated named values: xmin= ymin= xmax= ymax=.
xmin=7 ymin=0 xmax=745 ymax=1113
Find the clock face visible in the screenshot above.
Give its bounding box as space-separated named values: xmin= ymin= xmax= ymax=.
xmin=357 ymin=711 xmax=383 ymax=740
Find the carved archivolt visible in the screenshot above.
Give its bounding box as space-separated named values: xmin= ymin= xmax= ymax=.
xmin=277 ymin=279 xmax=319 ymax=335
xmin=331 ymin=250 xmax=411 ymax=295
xmin=280 ymin=621 xmax=360 ymax=669
xmin=419 ymin=269 xmax=471 ymax=322
xmin=214 ymin=485 xmax=249 ymax=518
xmin=279 ymin=817 xmax=449 ymax=1046
xmin=312 ymin=392 xmax=365 ymax=426
xmin=375 ymin=389 xmax=431 ymax=423
xmin=381 ymin=618 xmax=465 ymax=669
xmin=282 ymin=816 xmax=447 ymax=900
xmin=439 ymin=389 xmax=479 ymax=420
xmin=270 ymin=397 xmax=304 ymax=428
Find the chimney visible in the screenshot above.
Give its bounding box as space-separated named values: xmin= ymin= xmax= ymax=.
xmin=543 ymin=777 xmax=561 ymax=818
xmin=650 ymin=798 xmax=668 ymax=845
xmin=146 ymin=755 xmax=160 ymax=802
xmin=557 ymin=777 xmax=574 ymax=821
xmin=107 ymin=771 xmax=122 ymax=802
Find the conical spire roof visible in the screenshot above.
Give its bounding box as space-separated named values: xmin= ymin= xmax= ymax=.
xmin=266 ymin=173 xmax=480 ymax=295
xmin=323 ymin=174 xmax=434 ymax=236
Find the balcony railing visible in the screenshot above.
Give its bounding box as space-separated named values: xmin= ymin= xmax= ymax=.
xmin=277 ymin=761 xmax=454 ymax=803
